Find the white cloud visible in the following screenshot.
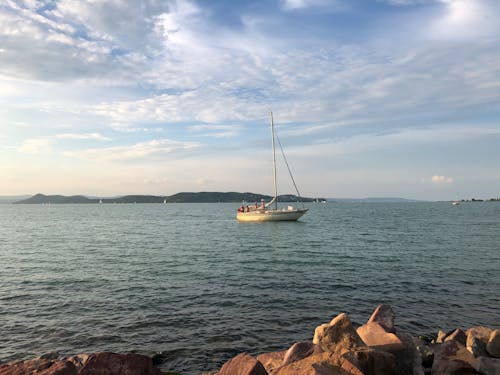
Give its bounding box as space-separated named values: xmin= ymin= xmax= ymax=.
xmin=64 ymin=139 xmax=200 ymax=162
xmin=189 ymin=124 xmax=242 ymax=138
xmin=428 ymin=0 xmax=500 ymax=40
xmin=18 ymin=138 xmax=53 ymax=154
xmin=431 ymin=175 xmax=454 ymax=184
xmin=54 ymin=133 xmax=110 ymax=141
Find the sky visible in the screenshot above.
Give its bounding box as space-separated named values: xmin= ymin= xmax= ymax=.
xmin=1 ymin=0 xmax=499 ymax=200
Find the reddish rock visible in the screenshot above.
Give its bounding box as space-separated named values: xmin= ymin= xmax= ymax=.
xmin=74 ymin=352 xmax=161 ymax=375
xmin=275 ymin=352 xmax=363 ymax=375
xmin=444 ymin=329 xmax=467 ymax=346
xmin=473 ymin=356 xmax=500 ymax=375
xmin=436 ymin=330 xmax=447 ymax=344
xmin=218 ymin=353 xmax=267 ymax=375
xmin=282 ymin=342 xmax=322 ymax=367
xmin=487 ymin=329 xmax=500 ymax=358
xmin=256 ymin=351 xmax=286 ymax=374
xmin=313 ymin=313 xmax=366 ymax=354
xmin=356 ymin=322 xmax=405 ymax=351
xmin=343 ymin=348 xmax=398 ymax=375
xmin=367 ymin=304 xmax=396 ymax=333
xmin=466 ymin=327 xmax=492 ymax=357
xmin=0 ymin=358 xmax=77 ymax=375
xmin=432 ymin=340 xmax=477 ymax=375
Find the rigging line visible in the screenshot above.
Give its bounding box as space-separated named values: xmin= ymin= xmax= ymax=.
xmin=275 ymin=131 xmax=304 ymax=207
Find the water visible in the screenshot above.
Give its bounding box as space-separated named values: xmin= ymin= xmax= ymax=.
xmin=0 ymin=202 xmax=499 ymax=373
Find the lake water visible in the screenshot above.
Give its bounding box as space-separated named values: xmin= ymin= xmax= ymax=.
xmin=0 ymin=202 xmax=499 ymax=373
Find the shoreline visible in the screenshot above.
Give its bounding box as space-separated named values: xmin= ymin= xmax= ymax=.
xmin=1 ymin=305 xmax=498 ymax=375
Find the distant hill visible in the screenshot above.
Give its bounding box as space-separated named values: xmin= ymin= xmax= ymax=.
xmin=14 ymin=192 xmax=320 ymax=204
xmin=0 ymin=195 xmax=30 ymax=204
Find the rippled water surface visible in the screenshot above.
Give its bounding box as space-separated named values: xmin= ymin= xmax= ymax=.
xmin=0 ymin=202 xmax=499 ymax=373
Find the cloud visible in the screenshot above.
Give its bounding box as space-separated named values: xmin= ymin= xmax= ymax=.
xmin=18 ymin=138 xmax=53 ymax=154
xmin=54 ymin=133 xmax=110 ymax=141
xmin=427 ymin=0 xmax=500 ymax=40
xmin=281 ymin=0 xmax=332 ymax=10
xmin=420 ymin=175 xmax=454 ymax=185
xmin=0 ymin=0 xmax=173 ymax=81
xmin=64 ymin=139 xmax=200 ymax=162
xmin=188 ymin=124 xmax=242 ymax=138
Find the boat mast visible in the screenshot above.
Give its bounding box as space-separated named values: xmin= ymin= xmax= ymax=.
xmin=270 ymin=112 xmax=278 ymax=210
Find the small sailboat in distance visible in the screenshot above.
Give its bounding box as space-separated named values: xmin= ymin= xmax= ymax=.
xmin=236 ymin=112 xmax=308 ymax=222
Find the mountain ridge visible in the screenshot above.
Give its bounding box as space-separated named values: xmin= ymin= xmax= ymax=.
xmin=14 ymin=192 xmax=324 ymax=204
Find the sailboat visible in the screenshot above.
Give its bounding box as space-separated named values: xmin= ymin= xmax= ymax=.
xmin=236 ymin=112 xmax=308 ymax=222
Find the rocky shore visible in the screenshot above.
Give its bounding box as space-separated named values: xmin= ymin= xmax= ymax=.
xmin=1 ymin=305 xmax=498 ymax=375
xmin=206 ymin=305 xmax=499 ymax=375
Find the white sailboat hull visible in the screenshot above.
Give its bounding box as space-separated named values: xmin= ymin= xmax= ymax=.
xmin=237 ymin=208 xmax=308 ymax=222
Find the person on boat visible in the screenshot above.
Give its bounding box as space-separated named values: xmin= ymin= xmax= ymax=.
xmin=261 ymin=199 xmax=265 ymax=209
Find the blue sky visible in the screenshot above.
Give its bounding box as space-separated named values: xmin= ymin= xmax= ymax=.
xmin=1 ymin=0 xmax=499 ymax=199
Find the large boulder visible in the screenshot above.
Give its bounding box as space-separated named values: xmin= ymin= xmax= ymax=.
xmin=356 ymin=322 xmax=404 ymax=351
xmin=313 ymin=313 xmax=366 ymax=354
xmin=275 ymin=352 xmax=363 ymax=375
xmin=431 ymin=340 xmax=477 ymax=375
xmin=444 ymin=329 xmax=467 ymax=346
xmin=256 ymin=351 xmax=286 ymax=374
xmin=0 ymin=358 xmax=78 ymax=375
xmin=282 ymin=342 xmax=323 ymax=367
xmin=343 ymin=348 xmax=398 ymax=375
xmin=466 ymin=327 xmax=493 ymax=357
xmin=487 ymin=329 xmax=500 ymax=358
xmin=73 ymin=352 xmax=162 ymax=375
xmin=218 ymin=353 xmax=267 ymax=375
xmin=473 ymin=356 xmax=500 ymax=375
xmin=367 ymin=305 xmax=396 ymax=333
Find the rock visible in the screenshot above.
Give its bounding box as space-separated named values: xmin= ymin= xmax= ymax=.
xmin=0 ymin=358 xmax=78 ymax=375
xmin=414 ymin=337 xmax=434 ymax=369
xmin=467 ymin=327 xmax=493 ymax=357
xmin=343 ymin=348 xmax=398 ymax=375
xmin=473 ymin=356 xmax=500 ymax=375
xmin=313 ymin=313 xmax=366 ymax=354
xmin=356 ymin=322 xmax=405 ymax=350
xmin=218 ymin=353 xmax=267 ymax=375
xmin=367 ymin=304 xmax=396 ymax=333
xmin=282 ymin=342 xmax=322 ymax=367
xmin=468 ymin=337 xmax=489 ymax=358
xmin=74 ymin=352 xmax=161 ymax=375
xmin=444 ymin=329 xmax=467 ymax=346
xmin=432 ymin=340 xmax=477 ymax=375
xmin=487 ymin=330 xmax=500 ymax=358
xmin=275 ymin=351 xmax=363 ymax=375
xmin=256 ymin=351 xmax=286 ymax=374
xmin=436 ymin=330 xmax=448 ymax=344
xmin=38 ymin=352 xmax=62 ymax=360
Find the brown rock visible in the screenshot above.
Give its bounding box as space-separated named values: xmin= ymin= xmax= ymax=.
xmin=218 ymin=353 xmax=267 ymax=375
xmin=367 ymin=304 xmax=396 ymax=333
xmin=0 ymin=358 xmax=77 ymax=375
xmin=466 ymin=327 xmax=492 ymax=357
xmin=282 ymin=342 xmax=323 ymax=367
xmin=313 ymin=313 xmax=366 ymax=354
xmin=256 ymin=351 xmax=286 ymax=374
xmin=275 ymin=352 xmax=362 ymax=375
xmin=357 ymin=322 xmax=405 ymax=351
xmin=473 ymin=356 xmax=500 ymax=375
xmin=436 ymin=330 xmax=447 ymax=344
xmin=77 ymin=352 xmax=161 ymax=375
xmin=432 ymin=340 xmax=477 ymax=375
xmin=487 ymin=330 xmax=500 ymax=358
xmin=444 ymin=329 xmax=467 ymax=346
xmin=468 ymin=337 xmax=489 ymax=358
xmin=343 ymin=348 xmax=398 ymax=375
